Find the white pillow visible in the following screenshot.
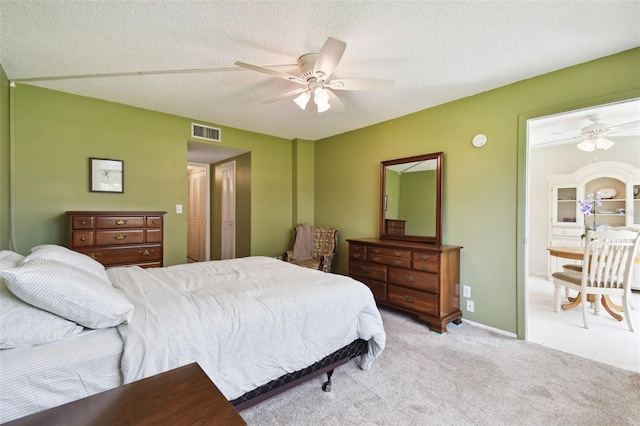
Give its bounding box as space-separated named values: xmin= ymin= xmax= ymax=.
xmin=0 ymin=258 xmax=134 ymax=329
xmin=25 ymin=244 xmax=109 ymax=282
xmin=0 ymin=279 xmax=83 ymax=348
xmin=0 ymin=250 xmax=24 ymax=270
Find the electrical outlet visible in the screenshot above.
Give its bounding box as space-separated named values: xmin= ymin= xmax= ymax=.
xmin=463 ymin=285 xmax=471 ymax=298
xmin=176 ymin=204 xmax=183 ymax=214
xmin=466 ymin=300 xmax=475 ymax=313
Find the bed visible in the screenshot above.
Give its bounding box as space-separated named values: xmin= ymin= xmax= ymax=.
xmin=0 ymin=246 xmax=386 ymax=423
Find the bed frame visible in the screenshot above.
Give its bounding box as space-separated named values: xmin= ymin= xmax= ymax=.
xmin=231 ymin=339 xmax=368 ymax=410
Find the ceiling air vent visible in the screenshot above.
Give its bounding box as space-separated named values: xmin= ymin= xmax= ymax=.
xmin=191 ymin=123 xmax=221 ymax=142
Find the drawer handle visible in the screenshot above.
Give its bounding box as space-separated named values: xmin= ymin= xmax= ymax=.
xmin=89 ymin=253 xmax=101 ymax=260
xmin=114 ymin=219 xmax=127 ymax=225
xmin=361 ymin=267 xmax=372 ymax=273
xmin=394 ymin=251 xmax=403 ymax=257
xmin=80 ymin=237 xmax=86 ymax=242
xmin=352 ymin=253 xmax=361 ymax=259
xmin=405 ymin=275 xmax=417 ymax=282
xmin=419 ymin=255 xmax=430 ymax=260
xmin=80 ymin=220 xmax=87 ymax=225
xmin=353 ymin=246 xmax=361 ymax=251
xmin=393 ymin=260 xmax=402 ymax=265
xmin=372 ymin=248 xmax=381 ymax=253
xmin=419 ymin=264 xmax=428 ymax=271
xmin=114 ymin=234 xmax=128 ymax=240
xmin=372 ymin=256 xmax=381 ymax=262
xmin=139 ymin=249 xmax=153 ymax=256
xmin=404 ymin=295 xmax=417 ymax=303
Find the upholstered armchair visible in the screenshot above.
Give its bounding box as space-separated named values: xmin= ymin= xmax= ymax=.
xmin=282 ymin=224 xmax=338 ymax=273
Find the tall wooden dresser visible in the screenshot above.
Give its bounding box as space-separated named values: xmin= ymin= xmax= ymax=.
xmin=66 ymin=211 xmax=167 ymax=268
xmin=347 ymin=238 xmax=462 ymax=333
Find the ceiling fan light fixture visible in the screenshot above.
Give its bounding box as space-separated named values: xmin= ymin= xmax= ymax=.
xmin=317 ymin=102 xmax=331 ymax=113
xmin=576 ymin=139 xmax=595 ymax=152
xmin=313 ymin=87 xmax=329 ymax=105
xmin=594 ymin=136 xmax=615 ymax=150
xmin=293 ymin=91 xmax=310 ymax=110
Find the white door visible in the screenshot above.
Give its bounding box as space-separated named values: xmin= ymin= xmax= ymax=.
xmin=187 ymin=165 xmax=208 ymax=262
xmin=220 ymin=161 xmax=236 ymax=259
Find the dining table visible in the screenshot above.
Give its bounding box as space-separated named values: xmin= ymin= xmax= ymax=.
xmin=547 ymin=245 xmax=639 ymax=321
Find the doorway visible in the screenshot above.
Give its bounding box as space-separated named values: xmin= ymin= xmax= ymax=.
xmin=524 ymin=98 xmax=640 ymax=371
xmin=187 ymin=163 xmax=209 ymax=262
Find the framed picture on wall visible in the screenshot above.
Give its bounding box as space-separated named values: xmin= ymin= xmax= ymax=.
xmin=90 ymin=158 xmax=124 ymax=193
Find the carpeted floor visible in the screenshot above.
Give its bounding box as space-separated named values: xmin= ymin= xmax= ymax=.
xmin=240 ymin=306 xmax=640 ymax=425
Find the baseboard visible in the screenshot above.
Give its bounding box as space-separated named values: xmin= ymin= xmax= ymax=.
xmin=461 ymin=319 xmax=517 ymax=339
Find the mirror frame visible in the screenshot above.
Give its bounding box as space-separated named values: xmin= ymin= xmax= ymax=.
xmin=379 ymin=152 xmax=443 ymax=245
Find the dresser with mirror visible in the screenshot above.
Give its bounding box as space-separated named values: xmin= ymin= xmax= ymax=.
xmin=347 ymin=152 xmax=462 ymax=333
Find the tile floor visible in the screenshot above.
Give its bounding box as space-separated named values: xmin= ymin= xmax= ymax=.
xmin=527 ymin=274 xmax=640 ymax=373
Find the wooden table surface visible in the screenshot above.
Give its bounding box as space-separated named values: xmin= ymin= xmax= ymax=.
xmin=548 ymin=245 xmax=640 ymax=263
xmin=4 ymin=363 xmax=246 ymax=426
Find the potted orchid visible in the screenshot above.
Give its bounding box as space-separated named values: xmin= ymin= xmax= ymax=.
xmin=578 ymin=192 xmax=602 ymax=239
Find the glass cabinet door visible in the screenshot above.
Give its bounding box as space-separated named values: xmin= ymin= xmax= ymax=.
xmin=552 ymin=185 xmax=578 ymax=226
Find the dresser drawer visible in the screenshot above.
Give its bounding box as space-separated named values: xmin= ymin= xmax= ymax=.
xmin=349 ymin=259 xmax=387 ymax=282
xmin=413 ymin=258 xmax=439 ymax=273
xmin=147 ymin=229 xmax=163 ymax=243
xmin=388 ymin=284 xmax=438 ymax=315
xmin=72 ymin=216 xmax=95 ymax=230
xmin=96 ymin=230 xmax=145 ymax=246
xmin=96 ymin=216 xmax=145 ymax=229
xmin=413 ymin=251 xmax=440 ymax=273
xmin=367 ymin=246 xmax=410 ymax=259
xmin=367 ymin=253 xmax=411 ymax=268
xmin=354 ymin=276 xmax=387 ymax=301
xmin=75 ymin=244 xmax=162 ymax=266
xmin=389 ymin=266 xmax=439 ymax=293
xmin=71 ymin=231 xmax=94 ymax=247
xmin=349 ymin=244 xmax=366 ymax=260
xmin=146 ymin=216 xmax=163 ymax=228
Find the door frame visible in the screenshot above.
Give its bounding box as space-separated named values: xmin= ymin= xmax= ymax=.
xmin=516 ymin=89 xmax=640 ymax=339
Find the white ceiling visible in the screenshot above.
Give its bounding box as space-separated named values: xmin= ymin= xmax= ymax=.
xmin=1 ymin=1 xmax=639 ymax=141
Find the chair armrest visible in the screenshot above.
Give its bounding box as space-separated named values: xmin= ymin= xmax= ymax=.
xmin=282 ymin=250 xmax=294 ymax=262
xmin=319 ymin=253 xmax=335 ymax=273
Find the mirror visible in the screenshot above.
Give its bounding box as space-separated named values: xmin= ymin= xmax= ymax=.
xmin=379 ymin=152 xmax=443 ymax=244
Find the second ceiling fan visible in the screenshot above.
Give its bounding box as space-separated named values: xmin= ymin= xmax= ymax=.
xmin=235 ymin=37 xmax=395 ymax=113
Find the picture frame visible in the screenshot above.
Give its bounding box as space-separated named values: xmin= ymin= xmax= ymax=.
xmin=90 ymin=158 xmax=124 ymax=193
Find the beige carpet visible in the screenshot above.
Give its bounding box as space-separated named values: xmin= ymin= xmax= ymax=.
xmin=240 ymin=306 xmax=640 ymax=425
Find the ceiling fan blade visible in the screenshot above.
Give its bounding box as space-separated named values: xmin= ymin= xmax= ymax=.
xmin=327 ymin=78 xmax=395 ymax=91
xmin=313 ymin=37 xmax=346 ymax=79
xmin=609 ymin=119 xmax=640 ymax=132
xmin=326 ymin=89 xmax=345 ymax=112
xmin=262 ymin=88 xmax=307 ymax=104
xmin=234 ymin=61 xmax=306 ymax=84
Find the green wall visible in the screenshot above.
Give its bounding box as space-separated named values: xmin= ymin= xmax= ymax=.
xmin=292 ymin=139 xmax=315 ymax=226
xmin=7 ymin=85 xmax=293 ymax=264
xmin=315 ymin=48 xmax=640 ymax=334
xmin=0 ymin=66 xmax=9 ymax=250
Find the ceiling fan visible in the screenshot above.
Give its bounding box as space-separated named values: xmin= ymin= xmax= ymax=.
xmin=234 ymin=37 xmax=395 ymax=113
xmin=541 ymin=114 xmax=640 ymax=152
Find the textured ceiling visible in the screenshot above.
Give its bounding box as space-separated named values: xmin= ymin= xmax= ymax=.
xmin=1 ymin=1 xmax=639 ymax=141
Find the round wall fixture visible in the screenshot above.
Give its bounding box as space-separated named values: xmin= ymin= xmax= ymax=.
xmin=472 ymin=134 xmax=488 ymax=148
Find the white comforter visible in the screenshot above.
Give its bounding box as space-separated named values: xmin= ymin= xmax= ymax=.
xmin=107 ymin=256 xmax=385 ymax=400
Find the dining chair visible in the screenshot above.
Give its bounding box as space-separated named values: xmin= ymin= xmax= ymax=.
xmin=551 ymin=227 xmax=640 ymax=331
